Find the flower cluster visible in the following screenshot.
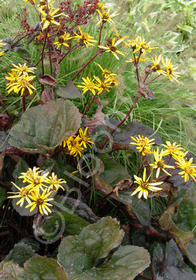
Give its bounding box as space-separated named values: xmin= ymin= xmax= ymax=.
xmin=8 ymin=167 xmax=66 ymax=215
xmin=5 ymin=63 xmax=36 ymax=96
xmin=78 ymin=64 xmax=118 ymax=96
xmin=130 ymin=136 xmax=196 ymax=199
xmin=127 ymin=36 xmax=180 ymax=82
xmin=60 ymin=127 xmax=94 ymax=157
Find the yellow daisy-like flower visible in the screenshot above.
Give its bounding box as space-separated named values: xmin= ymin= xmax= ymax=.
xmin=45 ymin=172 xmax=66 ymax=191
xmin=175 ymin=157 xmax=196 ymax=182
xmin=69 ymin=142 xmax=84 ymax=157
xmin=77 ymin=127 xmax=94 ymax=148
xmin=162 ymin=141 xmax=185 ymax=157
xmin=24 ymin=0 xmax=35 ymax=4
xmin=97 ymin=2 xmax=109 ymax=12
xmin=150 ymin=148 xmax=175 ymax=178
xmin=5 ymin=70 xmax=20 ymax=88
xmin=74 ymin=26 xmax=97 ymax=47
xmin=97 ymin=64 xmax=118 ymax=86
xmin=12 ymin=63 xmax=36 ymax=76
xmin=77 ymin=76 xmax=98 ymax=95
xmin=60 ymin=135 xmax=84 ymax=157
xmin=96 ymin=8 xmax=118 ymax=25
xmin=38 ymin=0 xmax=52 ymax=10
xmin=8 ymin=182 xmax=32 ymax=207
xmin=54 ymin=33 xmax=72 ymax=49
xmin=131 ymin=168 xmax=163 ymax=199
xmin=6 ymin=74 xmax=36 ymax=96
xmin=26 ymin=189 xmax=54 ymax=215
xmin=94 ymin=76 xmax=111 ymax=95
xmin=130 ymin=135 xmax=155 ymax=156
xmin=150 ymin=55 xmax=164 ymax=74
xmin=39 ymin=7 xmax=61 ymax=30
xmin=99 ymin=37 xmax=125 ymax=60
xmin=161 ymin=57 xmax=180 ymax=82
xmin=134 ymin=36 xmax=156 ymax=54
xmin=19 ymin=167 xmax=48 ymax=190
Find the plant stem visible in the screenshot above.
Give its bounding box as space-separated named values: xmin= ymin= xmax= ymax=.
xmin=22 ymin=94 xmax=26 ymax=112
xmin=71 ymin=51 xmax=100 ymax=81
xmin=98 ymin=22 xmax=104 ymax=45
xmin=82 ymin=92 xmax=98 ymax=117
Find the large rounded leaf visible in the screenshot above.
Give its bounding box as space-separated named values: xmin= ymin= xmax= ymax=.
xmin=9 ymin=99 xmax=81 ymax=153
xmin=57 ymin=217 xmax=124 ymax=274
xmin=24 ymin=256 xmax=68 ymax=280
xmin=0 ymin=261 xmax=24 ymax=280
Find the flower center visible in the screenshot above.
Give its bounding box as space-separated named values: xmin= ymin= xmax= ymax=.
xmin=140 ymin=181 xmax=149 ymax=190
xmin=36 ymin=198 xmax=44 ymax=206
xmin=46 ymin=15 xmax=53 ymax=22
xmin=110 ymin=46 xmax=117 ymax=52
xmin=157 ymin=160 xmax=165 ymax=168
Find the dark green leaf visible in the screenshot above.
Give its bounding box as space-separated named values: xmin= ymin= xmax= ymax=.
xmin=9 ymin=99 xmax=81 ymax=153
xmin=13 ymin=47 xmax=30 ymax=58
xmin=57 ymin=80 xmax=82 ymax=99
xmin=40 ymin=211 xmax=89 ymax=240
xmin=113 ymin=121 xmax=162 ymax=148
xmin=4 ymin=242 xmax=36 ymax=267
xmin=131 ymin=196 xmax=151 ymax=227
xmin=24 ymin=256 xmax=68 ymax=280
xmin=57 ymin=217 xmax=124 ymax=274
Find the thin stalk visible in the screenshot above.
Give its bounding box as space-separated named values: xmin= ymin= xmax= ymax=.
xmin=71 ymin=51 xmax=100 ymax=81
xmin=22 ymin=94 xmax=26 ymax=112
xmin=82 ymin=92 xmax=98 ymax=117
xmin=98 ymin=22 xmax=104 ymax=45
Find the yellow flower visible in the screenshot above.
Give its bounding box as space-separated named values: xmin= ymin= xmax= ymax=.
xmin=96 ymin=8 xmax=118 ymax=25
xmin=97 ymin=2 xmax=109 ymax=12
xmin=39 ymin=7 xmax=61 ymax=30
xmin=134 ymin=36 xmax=156 ymax=53
xmin=12 ymin=63 xmax=36 ymax=75
xmin=8 ymin=182 xmax=32 ymax=207
xmin=5 ymin=70 xmax=20 ymax=89
xmin=18 ymin=167 xmax=48 ymax=190
xmin=161 ymin=57 xmax=180 ymax=82
xmin=126 ymin=53 xmax=147 ymax=63
xmin=127 ymin=39 xmax=137 ymax=50
xmin=77 ymin=76 xmax=98 ymax=95
xmin=45 ymin=172 xmax=66 ymax=191
xmin=150 ymin=148 xmax=174 ymax=178
xmin=24 ymin=0 xmax=35 ymax=4
xmin=131 ymin=168 xmax=163 ymax=199
xmin=150 ymin=55 xmax=164 ymax=74
xmin=130 ymin=135 xmax=155 ymax=156
xmin=0 ymin=51 xmax=4 ymax=57
xmin=94 ymin=76 xmax=111 ymax=95
xmin=162 ymin=141 xmax=185 ymax=157
xmin=74 ymin=26 xmax=97 ymax=47
xmin=60 ymin=135 xmax=84 ymax=157
xmin=77 ymin=127 xmax=94 ymax=148
xmin=26 ymin=189 xmax=54 ymax=215
xmin=6 ymin=74 xmax=36 ymax=96
xmin=99 ymin=37 xmax=125 ymax=60
xmin=97 ymin=64 xmax=118 ymax=86
xmin=175 ymin=157 xmax=196 ymax=182
xmin=54 ymin=33 xmax=72 ymax=49
xmin=38 ymin=0 xmax=52 ymax=10
xmin=69 ymin=142 xmax=84 ymax=157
